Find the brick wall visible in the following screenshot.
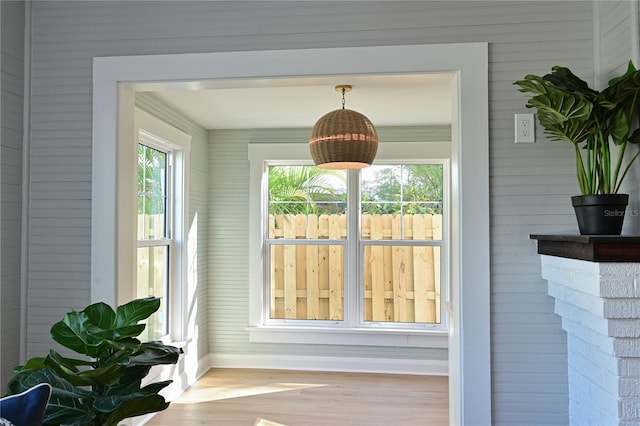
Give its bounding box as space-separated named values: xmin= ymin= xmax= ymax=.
xmin=542 ymin=256 xmax=640 ymax=426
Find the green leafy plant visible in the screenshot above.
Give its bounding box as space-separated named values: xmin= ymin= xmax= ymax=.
xmin=268 ymin=165 xmax=345 ymax=215
xmin=514 ymin=61 xmax=640 ymax=195
xmin=6 ymin=297 xmax=182 ymax=426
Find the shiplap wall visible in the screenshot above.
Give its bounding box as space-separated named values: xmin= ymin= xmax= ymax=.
xmin=135 ymin=92 xmax=210 ymax=362
xmin=597 ymin=0 xmax=636 ymax=85
xmin=208 ymin=126 xmax=450 ymax=361
xmin=598 ymin=0 xmax=640 ymax=233
xmin=1 ymin=0 xmax=24 ymax=390
xmin=25 ymin=1 xmax=602 ymax=424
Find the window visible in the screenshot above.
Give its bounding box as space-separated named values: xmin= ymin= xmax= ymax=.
xmin=249 ymin=143 xmax=450 ymax=348
xmin=137 ymin=140 xmax=171 ymax=341
xmin=134 ymin=109 xmax=190 ymax=342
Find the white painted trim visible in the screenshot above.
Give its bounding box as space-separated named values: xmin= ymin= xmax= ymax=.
xmin=247 ymin=326 xmax=448 ymax=348
xmin=631 ymin=0 xmax=640 ymax=66
xmin=209 ymin=353 xmax=448 ymax=376
xmin=19 ymin=0 xmax=32 ymax=364
xmin=92 ymin=43 xmax=490 ymax=425
xmin=91 ymin=80 xmax=124 ymax=305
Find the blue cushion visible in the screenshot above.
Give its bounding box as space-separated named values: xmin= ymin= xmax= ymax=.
xmin=0 ymin=383 xmax=51 ymax=426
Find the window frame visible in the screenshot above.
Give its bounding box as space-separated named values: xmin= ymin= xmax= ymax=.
xmin=248 ymin=142 xmax=451 ymax=348
xmin=136 ymin=134 xmax=173 ymax=340
xmin=129 ymin=108 xmax=191 ymax=343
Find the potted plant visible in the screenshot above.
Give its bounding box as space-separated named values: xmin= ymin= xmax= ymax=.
xmin=514 ymin=61 xmax=640 ymax=234
xmin=5 ymin=297 xmax=182 ymax=426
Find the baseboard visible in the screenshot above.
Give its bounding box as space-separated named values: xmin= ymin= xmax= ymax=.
xmin=208 ymin=353 xmax=448 ymax=376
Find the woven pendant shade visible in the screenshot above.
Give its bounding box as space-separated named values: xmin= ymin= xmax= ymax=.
xmin=309 ymin=85 xmax=378 ymax=169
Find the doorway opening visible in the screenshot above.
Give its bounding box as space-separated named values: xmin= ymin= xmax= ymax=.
xmin=91 ymin=43 xmax=490 ymax=425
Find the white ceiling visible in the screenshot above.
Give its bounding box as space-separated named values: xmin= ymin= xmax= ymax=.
xmin=149 ymin=73 xmax=454 ymax=130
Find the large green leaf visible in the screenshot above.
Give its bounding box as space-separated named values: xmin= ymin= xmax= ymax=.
xmin=129 ymin=341 xmax=183 ymax=365
xmin=544 ymin=66 xmax=598 ymax=98
xmin=608 ymin=109 xmax=630 ymax=146
xmin=92 ymin=380 xmax=172 ymax=413
xmin=43 ymin=350 xmax=99 ymax=387
xmin=45 ymin=350 xmax=83 ymax=373
xmin=6 ymin=368 xmax=95 ymax=426
xmin=51 ymin=312 xmax=105 ymax=358
xmin=105 ymin=365 xmax=152 ymax=394
xmin=527 ymin=92 xmax=592 ymax=124
xmin=608 ymin=60 xmax=638 ymax=89
xmin=115 ymin=297 xmax=160 ymax=328
xmin=514 ymin=74 xmax=550 ymax=96
xmin=14 ymin=357 xmax=47 ymax=371
xmin=99 ymin=394 xmax=170 ymax=426
xmin=83 ymin=302 xmax=116 ymax=330
xmin=87 ymin=324 xmax=146 ymax=342
xmin=76 ymin=364 xmax=125 ymax=386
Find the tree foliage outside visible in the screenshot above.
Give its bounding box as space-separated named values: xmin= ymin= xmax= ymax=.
xmin=268 ymin=165 xmax=346 ymax=215
xmin=362 ymin=164 xmax=443 ymax=214
xmin=138 ymin=144 xmax=167 ymax=219
xmin=268 ymin=164 xmax=443 ymax=216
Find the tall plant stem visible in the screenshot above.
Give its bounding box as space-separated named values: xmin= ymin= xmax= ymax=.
xmin=615 ymin=148 xmax=640 ymax=193
xmin=575 ymin=143 xmax=589 ymax=194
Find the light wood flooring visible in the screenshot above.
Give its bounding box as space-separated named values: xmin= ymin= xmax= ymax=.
xmin=146 ymin=368 xmax=448 ymax=426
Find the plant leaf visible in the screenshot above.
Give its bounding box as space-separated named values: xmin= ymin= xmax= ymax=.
xmin=50 ymin=311 xmax=105 ymax=358
xmin=129 ymin=341 xmax=183 ymax=365
xmin=544 ymin=66 xmax=598 ymax=98
xmin=118 ymin=364 xmax=152 ymax=382
xmin=608 ymin=109 xmax=630 ymax=146
xmin=115 ymin=297 xmax=160 ymax=327
xmin=514 ymin=74 xmax=550 ymax=96
xmin=87 ymin=324 xmax=147 ymax=341
xmin=6 ymin=368 xmax=95 ymax=426
xmin=98 ymin=394 xmax=170 ymax=426
xmin=76 ymin=364 xmax=126 ymax=386
xmin=83 ymin=302 xmax=117 ymax=330
xmin=14 ymin=357 xmax=47 ymax=371
xmin=629 ymin=127 xmax=640 ymax=144
xmin=93 ymin=380 xmax=173 ymax=413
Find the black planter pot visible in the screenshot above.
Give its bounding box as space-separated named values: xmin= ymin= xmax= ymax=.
xmin=571 ymin=194 xmax=629 ymax=235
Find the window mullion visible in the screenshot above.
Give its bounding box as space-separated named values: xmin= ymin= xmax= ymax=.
xmin=346 ymin=169 xmax=360 ymax=327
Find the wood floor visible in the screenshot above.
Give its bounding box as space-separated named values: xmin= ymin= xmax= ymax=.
xmin=146 ymin=368 xmax=448 ymax=426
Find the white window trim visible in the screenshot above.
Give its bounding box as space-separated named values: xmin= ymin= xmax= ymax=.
xmin=248 ymin=142 xmax=451 ymax=348
xmin=123 ymin=108 xmax=191 ymax=342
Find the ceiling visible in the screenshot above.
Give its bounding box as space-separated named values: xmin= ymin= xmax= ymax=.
xmin=149 ymin=73 xmax=454 ymax=130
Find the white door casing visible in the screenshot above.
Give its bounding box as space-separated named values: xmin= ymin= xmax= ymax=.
xmin=91 ymin=43 xmax=490 ymax=425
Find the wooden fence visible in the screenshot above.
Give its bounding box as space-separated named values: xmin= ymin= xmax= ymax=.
xmin=269 ymin=214 xmax=442 ymax=323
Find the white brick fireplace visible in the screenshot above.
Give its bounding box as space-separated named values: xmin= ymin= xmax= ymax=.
xmin=533 ymin=235 xmax=640 ymax=426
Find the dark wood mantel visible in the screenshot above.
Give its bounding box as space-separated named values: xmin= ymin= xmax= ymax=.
xmin=530 ymin=234 xmax=640 ymax=262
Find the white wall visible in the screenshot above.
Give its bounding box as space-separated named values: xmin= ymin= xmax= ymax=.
xmin=24 ymin=1 xmax=601 ymax=424
xmin=1 ymin=0 xmax=24 ymax=390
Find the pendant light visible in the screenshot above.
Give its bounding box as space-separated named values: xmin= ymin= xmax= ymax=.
xmin=309 ymin=85 xmax=378 ymax=169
